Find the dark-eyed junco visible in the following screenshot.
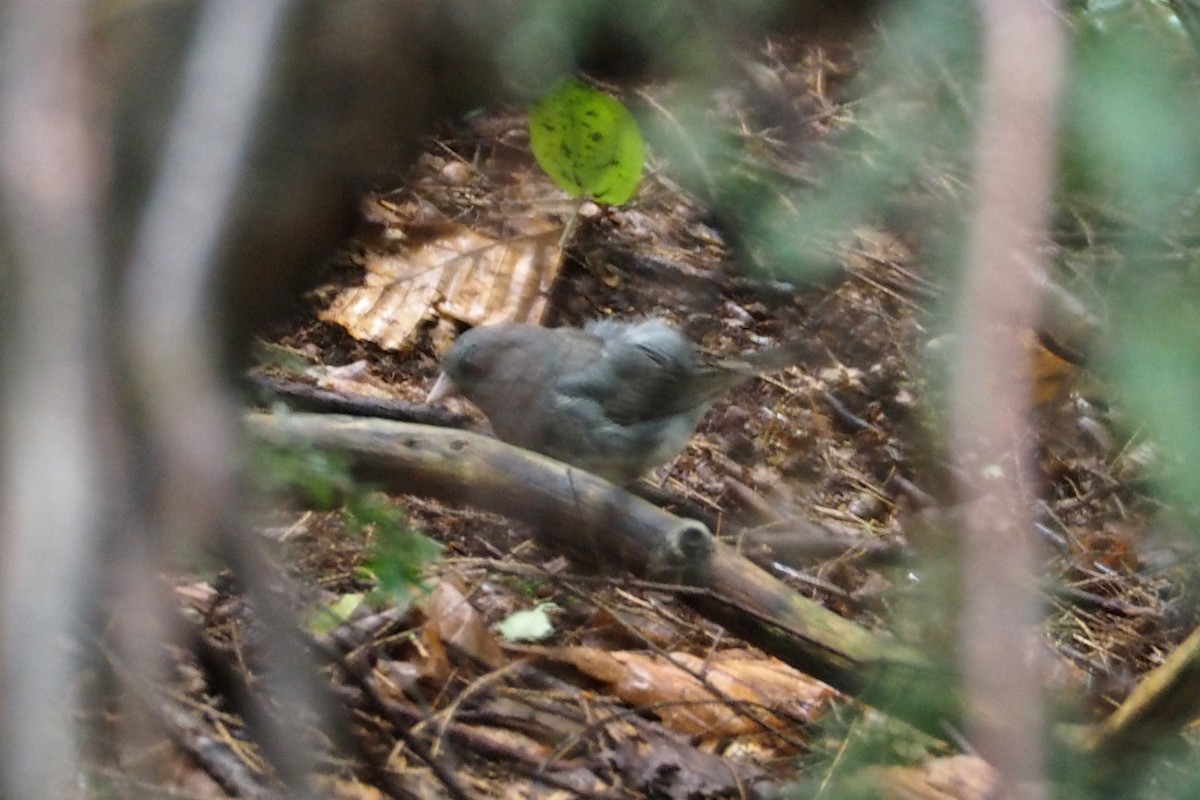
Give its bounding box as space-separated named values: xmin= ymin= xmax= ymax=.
xmin=428 ymin=318 xmax=804 ymax=484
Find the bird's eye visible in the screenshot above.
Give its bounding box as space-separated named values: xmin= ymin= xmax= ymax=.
xmin=456 ymin=349 xmax=486 ymax=380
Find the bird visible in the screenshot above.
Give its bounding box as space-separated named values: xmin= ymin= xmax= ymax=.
xmin=427 ymin=318 xmax=805 ymax=484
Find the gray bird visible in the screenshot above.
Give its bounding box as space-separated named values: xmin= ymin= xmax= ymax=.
xmin=427 ymin=318 xmax=804 ymax=484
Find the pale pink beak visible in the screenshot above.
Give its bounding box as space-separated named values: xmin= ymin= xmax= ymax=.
xmin=426 ymin=372 xmax=458 ymax=404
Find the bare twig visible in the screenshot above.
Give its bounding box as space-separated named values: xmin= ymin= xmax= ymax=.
xmin=117 ymin=2 xmax=333 ymax=796
xmin=0 ymin=1 xmax=102 ymax=795
xmin=951 ymin=1 xmax=1066 ymax=797
xmin=246 ymin=412 xmax=950 ymax=735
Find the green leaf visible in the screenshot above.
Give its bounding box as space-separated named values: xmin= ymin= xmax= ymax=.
xmin=251 ymin=442 xmax=354 ymax=509
xmin=306 ymin=593 xmax=365 ymax=636
xmin=360 ymin=500 xmax=442 ymax=603
xmin=529 ymin=79 xmax=644 ymax=205
xmin=496 ymin=603 xmax=559 ymax=643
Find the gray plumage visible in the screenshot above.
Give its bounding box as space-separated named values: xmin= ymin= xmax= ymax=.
xmin=430 ymin=318 xmax=802 ymax=484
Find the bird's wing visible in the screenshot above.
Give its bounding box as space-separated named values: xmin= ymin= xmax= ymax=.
xmin=559 ymin=320 xmax=812 ymax=426
xmin=541 ymin=389 xmax=707 ymax=484
xmin=556 ymin=319 xmax=703 ymax=425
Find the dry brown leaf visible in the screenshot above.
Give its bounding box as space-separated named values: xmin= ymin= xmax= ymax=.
xmin=867 ymin=755 xmax=998 ymax=800
xmin=321 ymin=213 xmax=563 ymax=351
xmin=370 ymin=616 xmax=453 ymax=705
xmin=1026 ymin=330 xmax=1082 ymax=407
xmin=546 ymin=646 xmax=836 ymax=737
xmin=419 ymin=578 xmax=507 ymax=669
xmin=371 ymin=579 xmax=506 ymax=703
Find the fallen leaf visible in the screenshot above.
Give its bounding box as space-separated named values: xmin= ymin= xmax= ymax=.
xmin=496 ymin=603 xmax=559 ymax=643
xmin=546 ymin=646 xmax=837 ymax=737
xmin=321 ymin=215 xmax=562 ymax=351
xmin=867 ymin=755 xmax=999 ymax=800
xmin=419 ymin=578 xmax=507 ymax=669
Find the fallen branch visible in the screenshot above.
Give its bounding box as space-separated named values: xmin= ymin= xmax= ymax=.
xmin=1083 ymin=623 xmax=1200 ymax=757
xmin=246 ymin=412 xmax=956 ymax=736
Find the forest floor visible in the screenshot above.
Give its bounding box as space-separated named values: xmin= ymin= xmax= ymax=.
xmin=128 ymin=27 xmax=1197 ymax=800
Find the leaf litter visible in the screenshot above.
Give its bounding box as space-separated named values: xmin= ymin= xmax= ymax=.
xmin=320 ymin=192 xmax=565 ymax=352
xmin=134 ymin=30 xmax=1200 ymax=800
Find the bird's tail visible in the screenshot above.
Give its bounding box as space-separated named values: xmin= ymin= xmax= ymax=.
xmin=715 ymin=340 xmax=816 ymax=377
xmin=681 ymin=340 xmax=816 ymax=405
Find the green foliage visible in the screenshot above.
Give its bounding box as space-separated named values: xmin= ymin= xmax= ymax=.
xmin=1065 ymin=10 xmax=1200 ymax=226
xmin=252 ymin=442 xmax=441 ymax=602
xmin=503 ymin=574 xmax=547 ymax=598
xmin=357 ymin=490 xmax=442 ymax=602
xmin=252 ymin=341 xmax=320 ymax=375
xmin=776 ymin=701 xmax=947 ymax=799
xmin=495 ymin=602 xmax=559 ymax=643
xmin=1056 ymin=1 xmax=1200 ymax=516
xmin=528 ymin=79 xmax=645 ymax=204
xmin=307 ymin=593 xmax=366 ymax=636
xmin=252 ymin=442 xmax=354 ymax=509
xmin=664 ymin=0 xmax=1200 ymax=790
xmin=639 ymin=0 xmax=982 ymax=281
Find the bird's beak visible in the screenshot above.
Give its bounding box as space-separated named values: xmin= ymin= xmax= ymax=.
xmin=426 ymin=372 xmax=458 ymax=404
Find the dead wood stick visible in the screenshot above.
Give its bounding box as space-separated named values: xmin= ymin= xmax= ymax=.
xmin=247 ymin=373 xmax=475 ymax=428
xmin=1082 ymin=623 xmax=1200 ymax=757
xmin=158 ymin=699 xmax=278 ymax=800
xmin=246 ymin=412 xmax=956 ymax=736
